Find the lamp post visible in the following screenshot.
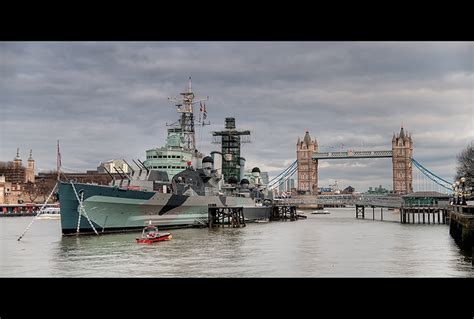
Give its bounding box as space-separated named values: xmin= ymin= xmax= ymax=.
xmin=456 ymin=180 xmax=462 ymax=204
xmin=459 ymin=177 xmax=467 ymax=205
xmin=452 ymin=182 xmax=459 ymax=205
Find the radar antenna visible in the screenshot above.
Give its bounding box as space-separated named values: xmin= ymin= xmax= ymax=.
xmin=167 ymin=77 xmax=209 ymax=151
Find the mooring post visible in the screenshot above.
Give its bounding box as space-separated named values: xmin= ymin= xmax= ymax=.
xmin=381 ymin=207 xmax=383 ymax=221
xmin=373 ymin=206 xmax=375 ymax=220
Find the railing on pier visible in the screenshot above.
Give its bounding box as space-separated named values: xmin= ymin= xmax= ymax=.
xmin=277 ymin=194 xmax=403 ymax=208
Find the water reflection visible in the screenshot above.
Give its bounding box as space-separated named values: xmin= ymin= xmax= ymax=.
xmin=1 ymin=208 xmax=473 ymax=277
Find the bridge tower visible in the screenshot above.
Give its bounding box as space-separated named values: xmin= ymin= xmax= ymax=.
xmin=392 ymin=126 xmax=413 ymax=194
xmin=297 ymin=130 xmax=318 ymax=195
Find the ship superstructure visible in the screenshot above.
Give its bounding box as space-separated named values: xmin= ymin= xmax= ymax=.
xmin=143 ymin=77 xmax=208 ymax=180
xmin=58 ymin=79 xmax=272 ymax=235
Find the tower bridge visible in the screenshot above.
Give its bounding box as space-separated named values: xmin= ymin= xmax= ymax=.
xmin=296 ymin=126 xmax=413 ymax=195
xmin=267 ymin=126 xmax=453 ymax=200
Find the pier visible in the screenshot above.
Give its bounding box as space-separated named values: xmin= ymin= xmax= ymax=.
xmin=208 ymin=205 xmax=246 ymax=228
xmin=0 ymin=203 xmax=58 ymax=217
xmin=270 ymin=205 xmax=298 ymax=221
xmin=400 ymin=207 xmax=448 ymax=224
xmin=448 ymin=205 xmax=474 ymax=260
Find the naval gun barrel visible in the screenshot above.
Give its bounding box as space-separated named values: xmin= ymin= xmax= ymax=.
xmin=137 ymin=159 xmax=149 ymax=173
xmin=122 ymin=159 xmax=135 ymax=176
xmin=113 ymin=167 xmax=126 ymax=180
xmin=103 ymin=166 xmax=115 ymax=184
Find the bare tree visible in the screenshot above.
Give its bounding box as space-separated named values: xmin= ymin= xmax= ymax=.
xmin=455 ymin=143 xmax=473 ymax=189
xmin=24 ymin=181 xmax=38 ymax=202
xmin=36 ymin=178 xmax=57 ymax=202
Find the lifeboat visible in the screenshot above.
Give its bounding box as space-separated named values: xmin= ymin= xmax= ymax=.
xmin=136 ymin=225 xmax=172 ymax=244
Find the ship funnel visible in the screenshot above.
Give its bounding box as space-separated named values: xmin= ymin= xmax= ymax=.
xmin=192 ymin=153 xmax=203 ymax=170
xmin=202 ymin=156 xmax=213 ymax=177
xmin=239 ymin=157 xmax=246 ymax=182
xmin=210 ymin=151 xmax=222 ymax=175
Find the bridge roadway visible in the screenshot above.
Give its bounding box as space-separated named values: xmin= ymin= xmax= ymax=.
xmin=312 ymin=150 xmax=393 ymax=160
xmin=277 ymin=194 xmax=403 ymax=208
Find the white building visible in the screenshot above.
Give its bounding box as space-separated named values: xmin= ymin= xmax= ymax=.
xmin=97 ymin=159 xmax=129 ymax=174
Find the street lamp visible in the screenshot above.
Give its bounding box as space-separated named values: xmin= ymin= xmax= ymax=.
xmin=459 ymin=177 xmax=467 ymax=205
xmin=456 ymin=180 xmax=462 ymax=204
xmin=452 ymin=182 xmax=459 ymax=205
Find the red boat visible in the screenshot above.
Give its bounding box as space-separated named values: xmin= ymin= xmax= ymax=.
xmin=136 ymin=225 xmax=172 ymax=244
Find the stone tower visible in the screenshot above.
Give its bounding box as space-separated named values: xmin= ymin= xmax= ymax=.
xmin=297 ymin=130 xmax=318 ymax=195
xmin=26 ymin=149 xmax=35 ymax=183
xmin=392 ymin=126 xmax=413 ymax=194
xmin=13 ymin=148 xmax=22 ymax=169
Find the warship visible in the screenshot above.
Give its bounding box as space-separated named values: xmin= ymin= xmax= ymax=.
xmin=59 ymin=78 xmax=272 ymax=235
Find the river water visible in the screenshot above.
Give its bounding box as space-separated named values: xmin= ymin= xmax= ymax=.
xmin=0 ymin=207 xmax=472 ymax=277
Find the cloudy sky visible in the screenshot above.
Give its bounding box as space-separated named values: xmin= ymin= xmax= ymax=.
xmin=1 ymin=42 xmax=473 ymax=191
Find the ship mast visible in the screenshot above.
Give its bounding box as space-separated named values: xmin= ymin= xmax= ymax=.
xmin=167 ymin=77 xmax=208 ymax=152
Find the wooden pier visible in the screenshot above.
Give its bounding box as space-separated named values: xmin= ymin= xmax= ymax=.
xmin=270 ymin=205 xmax=298 ymax=221
xmin=208 ymin=205 xmax=246 ymax=228
xmin=355 ymin=204 xmax=449 ymax=224
xmin=355 ymin=205 xmax=365 ymax=219
xmin=400 ymin=207 xmax=448 ymax=224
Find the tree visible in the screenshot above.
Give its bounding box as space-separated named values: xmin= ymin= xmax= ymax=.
xmin=455 ymin=143 xmax=473 ymax=189
xmin=24 ymin=181 xmax=38 ymax=202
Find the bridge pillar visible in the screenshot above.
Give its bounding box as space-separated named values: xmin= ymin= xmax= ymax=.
xmin=392 ymin=126 xmax=413 ymax=195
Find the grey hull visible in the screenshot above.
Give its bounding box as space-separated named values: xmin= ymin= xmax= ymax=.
xmin=59 ymin=182 xmax=271 ymax=235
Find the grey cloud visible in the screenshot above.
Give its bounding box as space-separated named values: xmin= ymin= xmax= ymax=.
xmin=1 ymin=42 xmax=472 ymax=191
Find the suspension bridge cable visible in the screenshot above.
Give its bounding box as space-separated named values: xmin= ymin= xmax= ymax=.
xmin=411 ymin=158 xmax=452 ymax=185
xmin=269 ymin=165 xmax=298 ymax=190
xmin=267 ymin=160 xmax=297 ymax=185
xmin=412 ymin=159 xmax=451 ymax=187
xmin=412 ymin=160 xmax=452 ymax=191
xmin=268 ymin=163 xmax=298 ymax=189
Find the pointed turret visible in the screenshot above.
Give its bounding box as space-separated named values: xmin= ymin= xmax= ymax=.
xmin=399 ymin=126 xmax=405 ymax=139
xmin=14 ymin=148 xmax=21 ymax=161
xmin=26 ymin=149 xmax=35 ymax=183
xmin=303 ymin=130 xmax=312 ymax=146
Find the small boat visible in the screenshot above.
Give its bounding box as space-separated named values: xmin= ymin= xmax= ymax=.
xmin=36 ymin=208 xmax=61 ymax=220
xmin=254 ymin=219 xmax=269 ymax=223
xmin=311 ymin=210 xmax=330 ymax=214
xmin=136 ymin=225 xmax=172 ymax=244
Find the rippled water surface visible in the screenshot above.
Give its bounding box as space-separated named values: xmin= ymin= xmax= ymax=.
xmin=1 ymin=207 xmax=472 ymax=277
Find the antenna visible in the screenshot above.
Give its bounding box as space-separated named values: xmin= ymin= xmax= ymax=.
xmin=167 ymin=78 xmax=209 ymax=151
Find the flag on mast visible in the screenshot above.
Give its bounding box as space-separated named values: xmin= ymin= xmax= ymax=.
xmin=57 ymin=140 xmax=62 ymax=168
xmin=199 ymin=101 xmax=203 ymax=123
xmin=56 ymin=140 xmax=61 ymax=181
xmin=203 ymin=102 xmax=207 ymax=120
